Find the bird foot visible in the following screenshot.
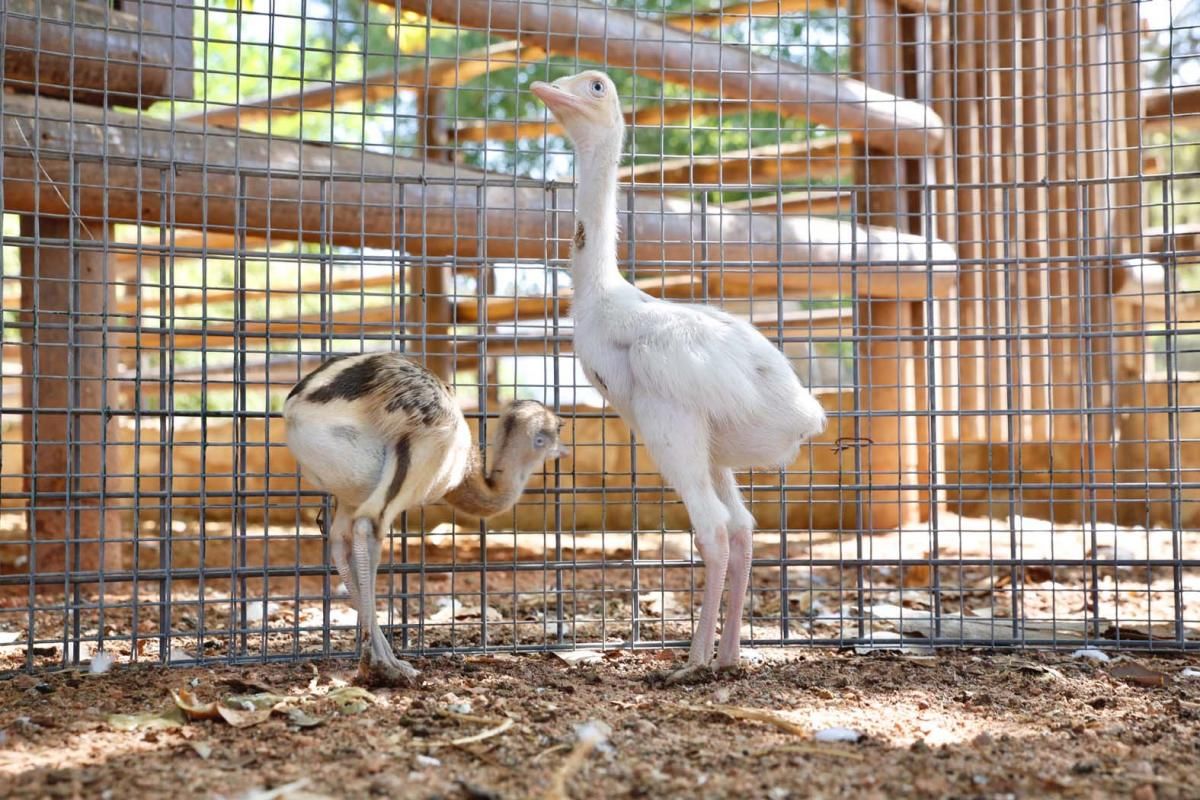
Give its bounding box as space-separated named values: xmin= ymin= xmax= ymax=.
xmin=715 ymin=661 xmax=746 ymax=678
xmin=647 ymin=662 xmax=716 ymax=688
xmin=355 ymin=650 xmax=420 ymax=688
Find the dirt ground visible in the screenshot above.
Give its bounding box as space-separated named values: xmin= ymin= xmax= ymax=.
xmin=2 ymin=647 xmax=1198 ymax=800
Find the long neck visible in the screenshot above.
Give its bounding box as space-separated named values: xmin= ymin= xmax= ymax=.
xmin=443 ymin=443 xmax=535 ymax=519
xmin=571 ymin=137 xmax=625 ymax=297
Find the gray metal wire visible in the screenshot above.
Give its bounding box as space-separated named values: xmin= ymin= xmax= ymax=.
xmin=0 ymin=0 xmax=1198 ymax=675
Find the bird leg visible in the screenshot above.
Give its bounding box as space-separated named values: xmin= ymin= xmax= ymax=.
xmin=665 ymin=523 xmax=730 ymax=686
xmin=328 ymin=507 xmax=362 ymax=610
xmin=716 ymin=523 xmax=752 ymax=670
xmin=351 ymin=516 xmax=418 ymax=686
xmin=714 ymin=468 xmax=756 ymax=671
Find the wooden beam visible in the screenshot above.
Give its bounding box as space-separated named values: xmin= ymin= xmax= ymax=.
xmin=668 ymin=0 xmax=948 ymax=26
xmin=1 ymin=95 xmax=954 ymax=280
xmin=666 ymin=0 xmax=838 ymax=31
xmin=388 ymin=0 xmax=945 ymax=156
xmin=624 ymin=134 xmax=856 ymax=186
xmin=185 ymin=41 xmax=545 ymax=129
xmin=118 ymin=0 xmax=194 ymax=100
xmin=1 ymin=0 xmax=174 ymax=108
xmin=1143 ymin=85 xmax=1200 ymax=133
xmin=717 ymin=189 xmax=851 ymax=215
xmin=454 ymin=98 xmax=756 ymax=143
xmin=19 ymin=218 xmax=123 ymax=574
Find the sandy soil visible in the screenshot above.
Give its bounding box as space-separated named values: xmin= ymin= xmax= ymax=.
xmin=2 ymin=647 xmax=1198 ymax=800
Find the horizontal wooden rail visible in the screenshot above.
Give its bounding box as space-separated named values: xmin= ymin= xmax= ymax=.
xmin=453 ymin=98 xmax=755 ymax=143
xmin=0 ymin=95 xmax=956 ymax=275
xmin=387 ymin=0 xmax=945 ymax=156
xmin=1143 ymin=85 xmax=1200 ymax=133
xmin=184 ymin=41 xmax=546 ymax=129
xmin=626 ymin=135 xmax=857 ymax=187
xmin=1 ymin=0 xmax=173 ymax=108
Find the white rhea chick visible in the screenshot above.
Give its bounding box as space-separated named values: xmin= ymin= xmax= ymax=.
xmin=284 ymin=353 xmax=568 ymax=685
xmin=532 ymin=71 xmax=827 ymax=683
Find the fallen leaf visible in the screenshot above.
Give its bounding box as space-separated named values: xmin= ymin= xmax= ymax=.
xmin=107 ymin=707 xmax=186 ymax=732
xmin=552 ymin=650 xmax=603 ymax=666
xmin=224 ymin=692 xmax=289 ymax=711
xmin=1111 ymin=662 xmax=1167 ymax=688
xmin=172 ymin=688 xmax=221 ymax=721
xmin=328 ymin=686 xmax=376 ymax=715
xmin=286 ymin=708 xmax=327 ymax=729
xmin=216 ymin=704 xmax=273 ymax=729
xmin=188 ymin=740 xmax=213 ymax=759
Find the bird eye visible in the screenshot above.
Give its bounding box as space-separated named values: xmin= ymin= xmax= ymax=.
xmin=589 ymin=80 xmax=605 ymax=97
xmin=533 ymin=434 xmax=548 ymax=449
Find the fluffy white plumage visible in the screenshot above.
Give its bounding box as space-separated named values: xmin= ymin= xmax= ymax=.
xmin=533 ymin=71 xmax=826 ymax=682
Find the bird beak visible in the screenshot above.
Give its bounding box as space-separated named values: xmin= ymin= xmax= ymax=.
xmin=553 ymin=444 xmax=571 ymax=460
xmin=532 ymin=81 xmax=583 ymax=116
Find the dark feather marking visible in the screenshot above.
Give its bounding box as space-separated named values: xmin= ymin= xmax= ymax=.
xmin=384 ymin=435 xmax=412 ymax=507
xmin=308 ymin=356 xmax=384 ymax=403
xmin=331 ymin=425 xmax=359 ymax=444
xmin=573 ymin=221 xmax=586 ymax=251
xmin=288 ymin=354 xmax=350 ymax=399
xmin=502 ymin=412 xmax=518 ymax=440
xmin=383 ymin=359 xmax=450 ymax=424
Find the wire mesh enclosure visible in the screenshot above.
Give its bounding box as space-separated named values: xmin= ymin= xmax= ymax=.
xmin=1 ymin=0 xmax=1198 ymax=674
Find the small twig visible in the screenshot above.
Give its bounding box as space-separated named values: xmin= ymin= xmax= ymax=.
xmin=12 ymin=121 xmax=96 ymax=241
xmin=437 ymin=707 xmax=507 ymax=727
xmin=544 ymin=739 xmax=599 ymax=800
xmin=749 ymin=742 xmax=866 ymax=762
xmin=530 ymin=742 xmax=572 ymax=764
xmin=423 ymin=714 xmax=515 ymax=749
xmin=675 ymin=702 xmax=808 ymax=736
xmin=448 ymin=717 xmax=514 ymax=746
xmin=449 ymin=741 xmax=507 ymax=768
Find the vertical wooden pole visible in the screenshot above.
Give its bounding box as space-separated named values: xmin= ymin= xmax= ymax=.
xmin=1020 ymin=0 xmax=1051 ymax=440
xmin=856 ymin=300 xmax=920 ymax=530
xmin=980 ymin=0 xmax=1011 ymax=442
xmin=412 ymin=89 xmax=455 ymax=382
xmin=954 ymin=3 xmax=988 ymax=442
xmin=853 ymin=0 xmax=922 ymax=529
xmin=1045 ymin=0 xmax=1078 ymax=441
xmin=929 ymin=13 xmax=960 ymax=446
xmin=20 ymin=216 xmax=123 ymax=576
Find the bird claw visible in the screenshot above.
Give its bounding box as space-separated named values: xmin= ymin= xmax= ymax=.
xmin=647 ymin=662 xmax=716 ymax=687
xmin=355 ymin=650 xmax=420 ymax=688
xmin=715 ymin=661 xmax=745 ymax=677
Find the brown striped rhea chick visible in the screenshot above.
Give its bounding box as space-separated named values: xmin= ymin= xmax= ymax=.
xmin=284 ymin=353 xmax=568 ymax=685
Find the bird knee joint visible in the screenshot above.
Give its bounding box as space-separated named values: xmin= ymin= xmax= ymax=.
xmin=352 ymin=517 xmax=376 ymax=540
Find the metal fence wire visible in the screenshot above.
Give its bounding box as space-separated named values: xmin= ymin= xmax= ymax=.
xmin=1 ymin=0 xmax=1198 ymax=673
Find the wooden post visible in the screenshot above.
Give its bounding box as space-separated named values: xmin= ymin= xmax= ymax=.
xmin=412 ymin=89 xmax=455 ymax=381
xmin=856 ymin=301 xmax=921 ymax=530
xmin=20 ymin=217 xmax=123 ymax=575
xmin=852 ymin=0 xmax=924 ymax=529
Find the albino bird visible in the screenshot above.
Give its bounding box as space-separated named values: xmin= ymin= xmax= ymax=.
xmin=284 ymin=353 xmax=568 ymax=684
xmin=532 ymin=71 xmax=827 ymax=683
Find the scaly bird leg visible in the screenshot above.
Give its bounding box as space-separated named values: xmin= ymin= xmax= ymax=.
xmin=714 ymin=468 xmax=756 ymax=670
xmin=352 ymin=516 xmax=418 ymax=686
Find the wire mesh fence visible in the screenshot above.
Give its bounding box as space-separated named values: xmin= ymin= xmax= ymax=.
xmin=1 ymin=0 xmax=1198 ymax=674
